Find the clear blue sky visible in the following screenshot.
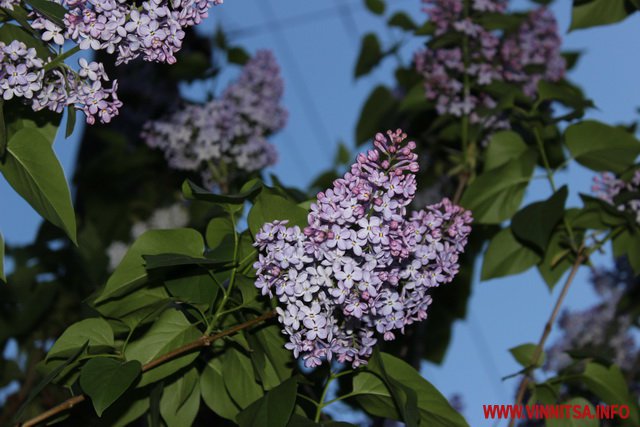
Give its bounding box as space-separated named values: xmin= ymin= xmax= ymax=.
xmin=1 ymin=0 xmax=639 ymax=425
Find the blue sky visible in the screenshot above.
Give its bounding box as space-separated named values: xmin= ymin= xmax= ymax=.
xmin=1 ymin=0 xmax=639 ymax=425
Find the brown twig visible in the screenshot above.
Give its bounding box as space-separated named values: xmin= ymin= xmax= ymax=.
xmin=508 ymin=252 xmax=585 ymax=427
xmin=20 ymin=310 xmax=276 ymax=427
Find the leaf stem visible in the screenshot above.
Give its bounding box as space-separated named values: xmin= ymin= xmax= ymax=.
xmin=20 ymin=310 xmax=276 ymax=427
xmin=43 ymin=45 xmax=80 ymax=72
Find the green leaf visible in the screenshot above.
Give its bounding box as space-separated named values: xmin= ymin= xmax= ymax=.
xmin=509 ymin=343 xmax=545 ymax=368
xmin=201 ymin=357 xmax=241 ymax=420
xmin=581 ymin=362 xmax=639 ymax=424
xmin=80 ymin=358 xmax=142 ymax=416
xmin=247 ymin=190 xmax=308 ymax=237
xmin=95 ymin=228 xmax=204 ymax=302
xmin=287 ymin=414 xmax=356 ymax=426
xmin=481 ymin=228 xmax=541 ymax=280
xmin=99 ymin=386 xmax=150 ymax=427
xmin=545 ymin=398 xmax=598 ymax=427
xmin=12 ymin=342 xmax=87 ymax=423
xmin=354 ymin=33 xmax=383 ymax=78
xmin=612 ymin=229 xmax=640 ymax=274
xmin=47 ymin=318 xmax=114 ymax=360
xmin=0 ymin=232 xmax=4 ymax=283
xmin=354 ymin=352 xmax=468 ymax=427
xmin=564 ymin=121 xmax=640 ymax=173
xmin=228 ymin=46 xmax=251 ymax=65
xmin=143 ymin=253 xmax=226 ymax=270
xmin=570 ymin=0 xmax=633 ymax=31
xmin=484 ymin=131 xmax=529 ymax=171
xmin=237 ymin=378 xmax=297 ymax=427
xmin=0 ymin=100 xmax=7 ymax=159
xmin=94 ymin=286 xmax=170 ymax=330
xmin=537 ymin=229 xmax=575 ymax=290
xmin=24 ymin=0 xmax=68 ymax=28
xmin=206 ymin=216 xmax=235 ymax=250
xmin=182 ymin=179 xmax=262 ymax=204
xmin=512 ymin=186 xmax=568 ymax=254
xmin=246 ymin=324 xmax=293 ymax=390
xmin=388 ymin=12 xmax=417 ymax=31
xmin=164 ymin=272 xmax=218 ymax=305
xmin=364 ymin=0 xmax=385 ymax=15
xmin=124 ymin=309 xmax=201 ymax=387
xmin=0 ymin=128 xmax=76 ymax=243
xmin=355 ymin=86 xmax=398 ymax=144
xmin=0 ymin=23 xmax=52 ymax=58
xmin=460 ymin=149 xmax=537 ymax=224
xmin=160 ymin=368 xmax=200 ymax=427
xmin=65 ymin=106 xmax=76 ymax=138
xmin=224 ymin=349 xmax=264 ymax=409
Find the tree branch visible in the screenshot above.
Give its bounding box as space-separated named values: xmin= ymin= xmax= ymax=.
xmin=20 ymin=310 xmax=276 ymax=427
xmin=508 ymin=251 xmax=585 ymax=427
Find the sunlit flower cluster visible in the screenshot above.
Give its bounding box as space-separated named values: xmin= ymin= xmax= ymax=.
xmin=0 ymin=41 xmax=121 ymax=123
xmin=593 ymin=170 xmax=640 ymax=225
xmin=415 ymin=0 xmax=565 ymax=133
xmin=254 ymin=130 xmax=472 ymax=368
xmin=29 ymin=0 xmax=223 ymax=65
xmin=142 ymin=50 xmax=286 ymax=183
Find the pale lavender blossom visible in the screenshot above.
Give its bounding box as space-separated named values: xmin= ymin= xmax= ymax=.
xmin=254 ymin=129 xmax=473 ymax=368
xmin=142 ymin=51 xmax=285 ymax=184
xmin=593 ymin=170 xmax=640 ymax=225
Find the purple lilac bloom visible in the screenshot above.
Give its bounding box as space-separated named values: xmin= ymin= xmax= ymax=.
xmin=28 ymin=0 xmax=223 ymax=65
xmin=0 ymin=42 xmax=120 ymax=123
xmin=254 ymin=129 xmax=473 ymax=368
xmin=142 ymin=50 xmax=286 ymax=182
xmin=545 ymin=259 xmax=638 ymax=372
xmin=414 ymin=1 xmax=565 ymax=136
xmin=593 ymin=170 xmax=640 ymax=225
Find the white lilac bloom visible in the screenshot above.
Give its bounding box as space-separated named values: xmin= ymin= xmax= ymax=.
xmin=414 ymin=0 xmax=566 ymax=135
xmin=254 ymin=130 xmax=473 ymax=368
xmin=142 ymin=50 xmax=286 ymax=183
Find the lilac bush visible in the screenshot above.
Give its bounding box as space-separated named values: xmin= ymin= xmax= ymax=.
xmin=415 ymin=0 xmax=565 ymax=134
xmin=593 ymin=170 xmax=640 ymax=225
xmin=253 ymin=130 xmax=472 ymax=368
xmin=142 ymin=50 xmax=286 ymax=183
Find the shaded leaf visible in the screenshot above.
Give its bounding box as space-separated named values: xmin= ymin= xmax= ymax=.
xmin=125 ymin=309 xmax=201 ymax=387
xmin=460 ymin=149 xmax=537 ymax=223
xmin=160 ymin=368 xmax=200 ymax=427
xmin=355 ymin=33 xmax=383 ymax=78
xmin=201 ymin=357 xmax=241 ymax=421
xmin=247 ymin=190 xmax=308 ymax=237
xmin=47 ymin=318 xmax=114 ymax=360
xmin=570 ymin=0 xmax=633 ymax=31
xmin=484 ymin=131 xmax=529 ymax=171
xmin=95 ymin=228 xmax=204 ymax=302
xmin=182 ymin=178 xmax=262 ymax=204
xmin=80 ymin=358 xmax=142 ymax=416
xmin=564 ymin=121 xmax=640 ymax=173
xmin=481 ymin=228 xmax=540 ymax=280
xmin=512 ymin=186 xmax=568 ymax=254
xmin=237 ymin=378 xmax=297 ymax=427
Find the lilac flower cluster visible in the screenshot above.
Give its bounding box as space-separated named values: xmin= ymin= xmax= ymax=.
xmin=415 ymin=0 xmax=565 ymax=133
xmin=142 ymin=50 xmax=285 ymax=182
xmin=253 ymin=130 xmax=472 ymax=368
xmin=545 ymin=259 xmax=638 ymax=372
xmin=0 ymin=41 xmax=121 ymax=123
xmin=593 ymin=170 xmax=640 ymax=225
xmin=28 ymin=0 xmax=223 ymax=65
